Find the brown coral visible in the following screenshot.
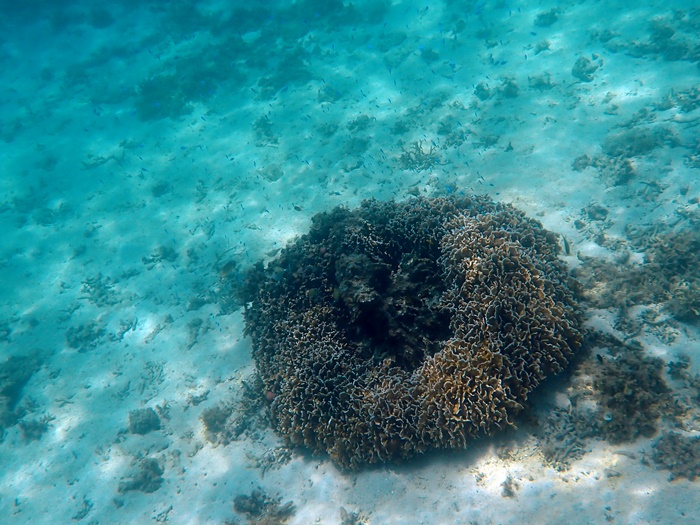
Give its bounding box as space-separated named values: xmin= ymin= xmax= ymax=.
xmin=239 ymin=195 xmax=583 ymax=469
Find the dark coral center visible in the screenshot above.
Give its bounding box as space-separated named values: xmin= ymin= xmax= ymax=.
xmin=335 ymin=252 xmax=451 ymax=371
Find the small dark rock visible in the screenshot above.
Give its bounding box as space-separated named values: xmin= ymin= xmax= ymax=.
xmin=534 ymin=9 xmax=558 ymax=27
xmin=572 ymin=56 xmax=599 ymax=82
xmin=128 ymin=407 xmax=161 ymax=435
xmin=118 ymin=458 xmax=164 ymax=494
xmin=584 ymin=204 xmax=609 ymax=221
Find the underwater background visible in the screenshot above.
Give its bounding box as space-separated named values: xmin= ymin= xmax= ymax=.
xmin=1 ymin=0 xmax=699 ymax=523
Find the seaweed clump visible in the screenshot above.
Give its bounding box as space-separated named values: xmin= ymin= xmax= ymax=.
xmin=575 ymin=224 xmax=700 ymax=324
xmin=591 ymin=341 xmax=674 ymax=443
xmin=233 ymin=488 xmax=295 ymax=525
xmin=572 ymin=125 xmax=679 ymax=186
xmin=0 ymin=355 xmax=41 ymax=436
xmin=239 ymin=195 xmax=584 ymax=469
xmin=652 ymin=432 xmax=700 ymax=481
xmin=538 ymin=332 xmax=679 ymax=470
xmin=18 ymin=414 xmax=54 ymax=442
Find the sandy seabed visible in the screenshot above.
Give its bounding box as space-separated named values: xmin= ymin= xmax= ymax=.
xmin=1 ymin=0 xmax=699 ymax=523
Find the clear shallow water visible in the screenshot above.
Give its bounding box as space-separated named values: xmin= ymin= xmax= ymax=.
xmin=1 ymin=1 xmax=699 ymax=523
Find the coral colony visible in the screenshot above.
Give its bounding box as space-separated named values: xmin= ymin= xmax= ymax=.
xmin=239 ymin=195 xmax=583 ymax=469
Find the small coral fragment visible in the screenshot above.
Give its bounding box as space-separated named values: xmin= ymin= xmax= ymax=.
xmin=118 ymin=458 xmax=164 ymax=494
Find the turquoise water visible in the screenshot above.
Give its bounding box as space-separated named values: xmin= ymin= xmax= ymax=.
xmin=1 ymin=1 xmax=699 ymax=523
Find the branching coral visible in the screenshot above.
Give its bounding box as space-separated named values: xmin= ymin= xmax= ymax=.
xmin=239 ymin=195 xmax=584 ymax=469
xmin=397 ymin=140 xmax=441 ymax=171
